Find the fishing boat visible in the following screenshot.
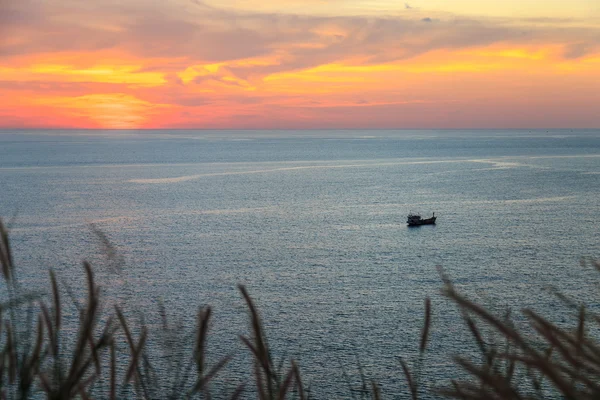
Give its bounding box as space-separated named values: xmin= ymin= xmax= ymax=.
xmin=407 ymin=212 xmax=436 ymax=227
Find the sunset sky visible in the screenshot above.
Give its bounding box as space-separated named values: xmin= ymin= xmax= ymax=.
xmin=1 ymin=0 xmax=599 ymax=129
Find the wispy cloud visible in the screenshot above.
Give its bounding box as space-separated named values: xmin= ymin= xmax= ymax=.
xmin=3 ymin=0 xmax=599 ymax=64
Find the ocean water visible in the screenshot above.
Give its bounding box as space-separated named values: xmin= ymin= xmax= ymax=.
xmin=1 ymin=129 xmax=600 ymax=397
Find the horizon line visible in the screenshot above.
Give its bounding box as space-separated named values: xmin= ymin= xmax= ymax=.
xmin=1 ymin=127 xmax=598 ymax=132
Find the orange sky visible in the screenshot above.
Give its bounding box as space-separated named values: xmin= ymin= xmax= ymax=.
xmin=1 ymin=0 xmax=599 ymax=129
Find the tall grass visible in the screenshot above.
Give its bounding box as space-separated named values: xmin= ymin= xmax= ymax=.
xmin=1 ymin=217 xmax=599 ymax=399
xmin=0 ymin=218 xmax=309 ymax=399
xmin=435 ymin=262 xmax=600 ymax=399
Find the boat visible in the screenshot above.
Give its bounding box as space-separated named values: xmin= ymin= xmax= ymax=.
xmin=407 ymin=212 xmax=436 ymax=226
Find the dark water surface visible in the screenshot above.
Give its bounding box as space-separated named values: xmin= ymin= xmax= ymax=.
xmin=1 ymin=129 xmax=600 ymax=397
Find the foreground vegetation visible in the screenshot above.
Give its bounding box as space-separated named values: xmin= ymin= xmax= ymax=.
xmin=0 ymin=218 xmax=599 ymax=399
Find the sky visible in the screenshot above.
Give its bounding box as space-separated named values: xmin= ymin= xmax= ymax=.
xmin=1 ymin=0 xmax=599 ymax=129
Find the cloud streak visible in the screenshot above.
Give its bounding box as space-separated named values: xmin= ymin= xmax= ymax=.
xmin=4 ymin=0 xmax=599 ymax=65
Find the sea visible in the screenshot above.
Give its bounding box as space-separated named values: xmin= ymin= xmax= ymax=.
xmin=1 ymin=129 xmax=599 ymax=398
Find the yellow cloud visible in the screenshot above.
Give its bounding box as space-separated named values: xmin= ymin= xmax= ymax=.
xmin=178 ymin=63 xmax=224 ymax=84
xmin=203 ymin=0 xmax=598 ymax=19
xmin=466 ymin=48 xmax=549 ymax=60
xmin=0 ymin=64 xmax=166 ymax=86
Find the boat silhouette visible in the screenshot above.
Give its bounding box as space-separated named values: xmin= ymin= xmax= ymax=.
xmin=407 ymin=212 xmax=436 ymax=227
